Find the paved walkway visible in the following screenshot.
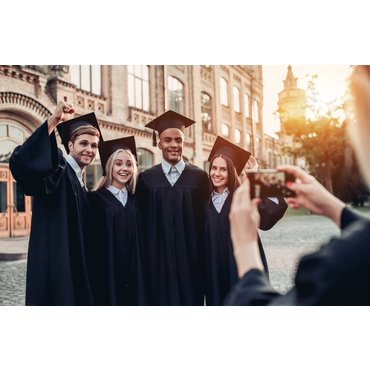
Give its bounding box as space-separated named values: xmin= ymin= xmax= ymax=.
xmin=0 ymin=236 xmax=28 ymax=261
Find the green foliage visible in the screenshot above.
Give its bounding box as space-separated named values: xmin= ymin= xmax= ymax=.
xmin=281 ymin=75 xmax=347 ymax=194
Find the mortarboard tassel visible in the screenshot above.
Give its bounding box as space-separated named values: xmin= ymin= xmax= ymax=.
xmin=152 ymin=130 xmax=157 ymax=146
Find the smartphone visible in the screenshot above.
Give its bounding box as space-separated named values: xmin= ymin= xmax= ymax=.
xmin=246 ymin=170 xmax=296 ymax=198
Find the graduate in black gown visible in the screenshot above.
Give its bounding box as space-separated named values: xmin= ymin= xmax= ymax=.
xmin=9 ymin=101 xmax=102 ymax=305
xmin=224 ymin=65 xmax=370 ymax=306
xmin=205 ymin=136 xmax=287 ymax=305
xmin=136 ymin=110 xmax=210 ymax=305
xmin=87 ymin=137 xmax=146 ymax=305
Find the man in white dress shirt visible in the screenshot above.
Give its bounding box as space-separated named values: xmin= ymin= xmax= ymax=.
xmin=136 ymin=110 xmax=210 ymax=305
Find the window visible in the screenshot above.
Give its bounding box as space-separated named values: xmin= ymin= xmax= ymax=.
xmin=128 ymin=65 xmax=150 ymax=111
xmin=201 ymin=92 xmax=213 ymax=133
xmin=220 ymin=78 xmax=228 ymax=106
xmin=168 ymin=76 xmax=184 ymax=114
xmin=255 ymin=137 xmax=261 ymax=157
xmin=13 ymin=182 xmax=25 ymax=212
xmin=245 ymin=133 xmax=251 ymax=150
xmin=203 ymin=160 xmax=210 ymax=173
xmin=137 ymin=148 xmax=154 ymax=172
xmin=253 ymin=99 xmax=260 ymax=123
xmin=233 ymin=86 xmax=240 ymax=112
xmin=8 ymin=126 xmax=24 ymax=142
xmin=85 ymin=164 xmax=103 ymax=191
xmin=268 ymin=151 xmax=274 ymax=167
xmin=244 ymin=94 xmax=250 ymax=117
xmin=234 ymin=129 xmax=241 ymax=144
xmin=0 ymin=182 xmax=7 ymax=212
xmin=0 ymin=123 xmax=28 ymax=163
xmin=70 ymin=65 xmax=102 ymax=95
xmin=221 ymin=122 xmax=230 ymax=137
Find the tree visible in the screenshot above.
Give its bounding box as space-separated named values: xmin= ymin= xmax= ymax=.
xmin=281 ymin=76 xmax=346 ymax=194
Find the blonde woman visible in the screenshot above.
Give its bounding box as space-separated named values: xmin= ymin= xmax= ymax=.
xmin=88 ymin=137 xmax=146 ymax=305
xmin=226 ymin=65 xmax=370 ymax=305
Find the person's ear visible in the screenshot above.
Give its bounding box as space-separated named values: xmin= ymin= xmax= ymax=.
xmin=68 ymin=141 xmax=73 ymax=152
xmin=158 ymin=140 xmax=162 ymax=150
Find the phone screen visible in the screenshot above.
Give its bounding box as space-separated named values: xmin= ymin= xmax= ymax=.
xmin=247 ymin=170 xmax=295 ymax=198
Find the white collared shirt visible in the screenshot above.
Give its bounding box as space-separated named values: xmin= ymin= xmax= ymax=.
xmin=66 ymin=154 xmax=86 ymax=188
xmin=211 ymin=188 xmax=230 ymax=213
xmin=161 ymin=159 xmax=186 ymax=186
xmin=268 ymin=197 xmax=279 ymax=205
xmin=106 ymin=185 xmax=128 ymax=206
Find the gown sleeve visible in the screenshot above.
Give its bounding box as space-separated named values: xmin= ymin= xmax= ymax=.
xmin=10 ymin=121 xmax=66 ymax=195
xmin=224 ymin=269 xmax=281 ymax=305
xmin=258 ymin=197 xmax=288 ymax=230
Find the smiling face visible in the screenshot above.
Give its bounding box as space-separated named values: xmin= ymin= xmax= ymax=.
xmin=68 ymin=134 xmax=99 ymax=169
xmin=158 ymin=128 xmax=184 ymax=165
xmin=210 ymin=156 xmax=229 ymax=193
xmin=111 ymin=150 xmax=134 ymax=190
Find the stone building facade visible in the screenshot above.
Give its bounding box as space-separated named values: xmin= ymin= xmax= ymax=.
xmin=0 ymin=64 xmax=279 ymax=237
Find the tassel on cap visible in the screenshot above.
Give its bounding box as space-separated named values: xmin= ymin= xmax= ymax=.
xmin=152 ymin=130 xmax=157 ymax=146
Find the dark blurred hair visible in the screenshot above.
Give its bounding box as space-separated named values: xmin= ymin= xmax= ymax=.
xmin=209 ymin=154 xmax=240 ymax=193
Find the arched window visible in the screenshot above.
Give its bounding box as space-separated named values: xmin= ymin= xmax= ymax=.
xmin=137 ymin=148 xmax=154 ymax=172
xmin=233 ymin=86 xmax=240 ymax=113
xmin=85 ymin=163 xmax=103 ymax=191
xmin=221 ymin=122 xmax=230 ymax=138
xmin=234 ymin=129 xmax=241 ymax=144
xmin=0 ymin=123 xmax=28 ymax=163
xmin=220 ymin=77 xmax=228 ymax=106
xmin=70 ymin=65 xmax=102 ymax=95
xmin=253 ymin=99 xmax=260 ymax=123
xmin=255 ymin=137 xmax=261 ymax=157
xmin=244 ymin=94 xmax=250 ymax=117
xmin=203 ymin=160 xmax=210 ymax=173
xmin=128 ymin=65 xmax=150 ymax=111
xmin=168 ymin=76 xmax=184 ymax=114
xmin=245 ymin=133 xmax=251 ymax=151
xmin=201 ymin=92 xmax=213 ymax=133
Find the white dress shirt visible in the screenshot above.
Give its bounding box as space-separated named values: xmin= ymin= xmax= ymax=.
xmin=66 ymin=154 xmax=86 ymax=189
xmin=106 ymin=185 xmax=128 ymax=207
xmin=161 ymin=159 xmax=186 ymax=186
xmin=268 ymin=197 xmax=279 ymax=205
xmin=211 ymin=188 xmax=230 ymax=213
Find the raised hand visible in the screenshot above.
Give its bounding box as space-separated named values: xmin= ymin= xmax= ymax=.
xmin=278 ymin=165 xmax=345 ymax=226
xmin=47 ymin=101 xmax=75 ymax=134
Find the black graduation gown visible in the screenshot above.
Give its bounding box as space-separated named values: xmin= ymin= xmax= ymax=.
xmin=87 ymin=188 xmax=146 ymax=305
xmin=224 ymin=208 xmax=370 ymax=306
xmin=136 ymin=163 xmax=210 ymax=305
xmin=9 ymin=121 xmax=94 ymax=306
xmin=204 ymin=195 xmax=288 ymax=306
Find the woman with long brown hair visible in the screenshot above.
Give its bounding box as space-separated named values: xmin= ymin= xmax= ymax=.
xmin=204 ymin=136 xmax=287 ymax=305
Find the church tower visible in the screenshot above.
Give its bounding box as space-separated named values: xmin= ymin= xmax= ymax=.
xmin=277 ymin=65 xmax=306 ymax=137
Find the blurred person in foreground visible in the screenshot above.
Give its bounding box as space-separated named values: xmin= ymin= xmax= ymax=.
xmin=225 ymin=65 xmax=370 ymax=305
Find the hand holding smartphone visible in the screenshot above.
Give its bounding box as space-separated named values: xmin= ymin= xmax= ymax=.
xmin=246 ymin=169 xmax=296 ymax=198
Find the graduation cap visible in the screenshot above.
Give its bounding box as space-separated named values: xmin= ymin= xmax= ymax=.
xmin=57 ymin=112 xmax=103 ymax=153
xmin=208 ymin=136 xmax=251 ymax=176
xmin=145 ymin=110 xmax=196 ymax=146
xmin=98 ymin=136 xmax=137 ymax=176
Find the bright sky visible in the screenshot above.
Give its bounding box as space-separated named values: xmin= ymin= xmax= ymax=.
xmin=262 ymin=65 xmax=352 ymax=137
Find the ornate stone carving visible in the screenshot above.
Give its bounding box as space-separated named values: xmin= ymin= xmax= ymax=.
xmin=0 ymin=92 xmax=52 ymax=121
xmin=48 ymin=65 xmax=70 ymax=78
